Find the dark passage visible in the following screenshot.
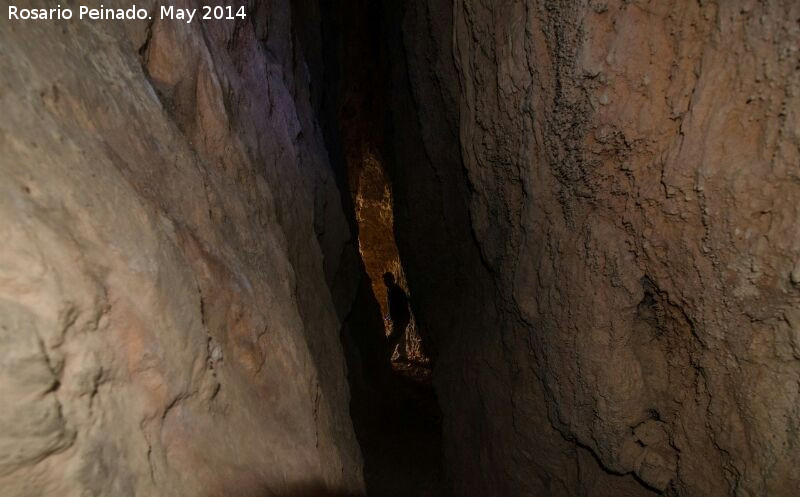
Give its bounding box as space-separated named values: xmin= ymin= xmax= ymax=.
xmin=293 ymin=0 xmax=445 ymax=495
xmin=349 ymin=356 xmax=442 ymax=496
xmin=3 ymin=0 xmax=796 ymax=496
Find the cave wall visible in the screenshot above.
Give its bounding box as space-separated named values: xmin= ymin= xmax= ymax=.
xmin=0 ymin=1 xmax=365 ymax=496
xmin=386 ymin=1 xmax=800 ymax=496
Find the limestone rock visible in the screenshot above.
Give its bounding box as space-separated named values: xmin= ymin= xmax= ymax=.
xmin=386 ymin=0 xmax=800 ymax=495
xmin=0 ymin=1 xmax=363 ymax=496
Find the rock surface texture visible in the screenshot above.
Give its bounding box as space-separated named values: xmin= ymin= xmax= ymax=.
xmin=3 ymin=0 xmax=800 ymax=496
xmin=385 ymin=0 xmax=800 ymax=496
xmin=0 ymin=1 xmax=364 ymax=496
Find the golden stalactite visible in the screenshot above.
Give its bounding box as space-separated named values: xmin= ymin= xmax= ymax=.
xmin=351 ymin=148 xmax=426 ymax=363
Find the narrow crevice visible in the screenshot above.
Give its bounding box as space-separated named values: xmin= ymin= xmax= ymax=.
xmin=2 ymin=2 xmax=797 ymax=497
xmin=293 ymin=0 xmax=445 ymax=494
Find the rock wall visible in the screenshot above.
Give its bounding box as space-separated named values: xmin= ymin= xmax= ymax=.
xmin=0 ymin=1 xmax=364 ymax=496
xmin=386 ymin=1 xmax=800 ymax=496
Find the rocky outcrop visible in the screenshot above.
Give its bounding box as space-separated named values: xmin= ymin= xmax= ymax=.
xmin=386 ymin=0 xmax=800 ymax=496
xmin=0 ymin=1 xmax=364 ymax=496
xmin=4 ymin=0 xmax=799 ymax=495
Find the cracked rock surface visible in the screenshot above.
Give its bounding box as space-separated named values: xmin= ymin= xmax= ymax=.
xmin=0 ymin=1 xmax=363 ymax=496
xmin=385 ymin=1 xmax=800 ymax=496
xmin=3 ymin=0 xmax=800 ymax=496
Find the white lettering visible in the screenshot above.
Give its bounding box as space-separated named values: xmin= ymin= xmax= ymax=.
xmin=6 ymin=4 xmax=191 ymax=22
xmin=76 ymin=5 xmax=147 ymax=20
xmin=161 ymin=6 xmax=197 ymax=23
xmin=7 ymin=6 xmax=75 ymax=20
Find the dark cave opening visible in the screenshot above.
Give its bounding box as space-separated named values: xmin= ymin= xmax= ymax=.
xmin=4 ymin=1 xmax=795 ymax=496
xmin=294 ymin=0 xmax=445 ymax=494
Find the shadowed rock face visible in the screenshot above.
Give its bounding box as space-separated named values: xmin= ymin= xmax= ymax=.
xmin=0 ymin=1 xmax=364 ymax=496
xmin=383 ymin=0 xmax=800 ymax=496
xmin=2 ymin=0 xmax=799 ymax=496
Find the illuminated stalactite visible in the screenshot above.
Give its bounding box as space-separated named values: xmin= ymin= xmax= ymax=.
xmin=351 ymin=148 xmax=427 ymax=364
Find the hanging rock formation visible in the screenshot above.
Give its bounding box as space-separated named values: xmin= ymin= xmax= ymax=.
xmin=0 ymin=1 xmax=364 ymax=496
xmin=2 ymin=0 xmax=800 ymax=496
xmin=384 ymin=0 xmax=800 ymax=496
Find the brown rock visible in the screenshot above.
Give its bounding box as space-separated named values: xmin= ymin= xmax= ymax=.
xmin=385 ymin=0 xmax=800 ymax=495
xmin=0 ymin=1 xmax=363 ymax=496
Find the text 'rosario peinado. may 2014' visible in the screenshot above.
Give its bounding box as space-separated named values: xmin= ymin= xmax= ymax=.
xmin=8 ymin=5 xmax=247 ymax=24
